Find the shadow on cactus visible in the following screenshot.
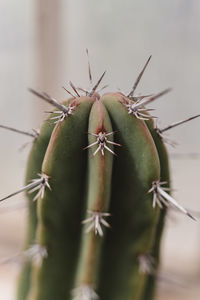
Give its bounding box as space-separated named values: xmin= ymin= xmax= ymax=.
xmin=0 ymin=55 xmax=199 ymax=300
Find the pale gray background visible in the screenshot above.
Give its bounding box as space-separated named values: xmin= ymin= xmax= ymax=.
xmin=0 ymin=1 xmax=200 ymax=299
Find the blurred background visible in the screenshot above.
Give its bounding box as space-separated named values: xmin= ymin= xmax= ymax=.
xmin=0 ymin=0 xmax=200 ymax=299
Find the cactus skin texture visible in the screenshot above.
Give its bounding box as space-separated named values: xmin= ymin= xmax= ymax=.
xmin=17 ymin=89 xmax=170 ymax=300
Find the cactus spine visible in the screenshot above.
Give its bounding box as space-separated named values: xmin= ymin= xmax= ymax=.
xmin=0 ymin=58 xmax=197 ymax=300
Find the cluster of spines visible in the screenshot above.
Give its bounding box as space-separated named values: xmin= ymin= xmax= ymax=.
xmin=0 ymin=54 xmax=199 ymax=300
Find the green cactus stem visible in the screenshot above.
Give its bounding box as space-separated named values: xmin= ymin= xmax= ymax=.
xmin=0 ymin=59 xmax=197 ymax=300
xmin=19 ymin=89 xmax=163 ymax=300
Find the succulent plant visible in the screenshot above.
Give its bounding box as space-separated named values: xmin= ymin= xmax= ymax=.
xmin=0 ymin=56 xmax=198 ymax=300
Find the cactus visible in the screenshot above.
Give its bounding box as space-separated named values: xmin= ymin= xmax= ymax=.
xmin=0 ymin=56 xmax=198 ymax=300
